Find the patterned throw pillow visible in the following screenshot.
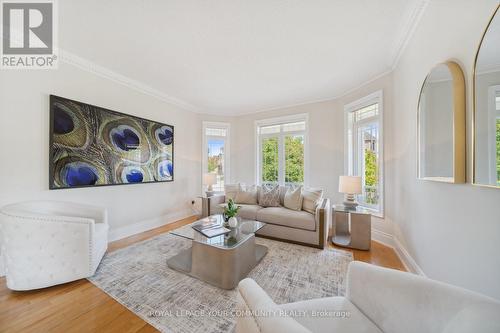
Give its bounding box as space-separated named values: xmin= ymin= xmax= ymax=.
xmin=284 ymin=186 xmax=303 ymax=211
xmin=258 ymin=184 xmax=281 ymax=207
xmin=301 ymin=188 xmax=323 ymax=214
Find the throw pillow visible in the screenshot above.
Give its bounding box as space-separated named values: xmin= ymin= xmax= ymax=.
xmin=224 ymin=183 xmax=242 ymax=203
xmin=284 ymin=186 xmax=303 ymax=211
xmin=301 ymin=188 xmax=323 ymax=214
xmin=234 ymin=185 xmax=258 ymax=205
xmin=278 ymin=185 xmax=287 ymax=206
xmin=258 ymin=184 xmax=281 ymax=207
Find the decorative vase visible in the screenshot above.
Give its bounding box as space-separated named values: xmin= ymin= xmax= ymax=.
xmin=228 ymin=216 xmax=238 ymax=228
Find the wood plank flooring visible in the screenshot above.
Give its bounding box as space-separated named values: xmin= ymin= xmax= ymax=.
xmin=0 ymin=215 xmax=405 ymax=332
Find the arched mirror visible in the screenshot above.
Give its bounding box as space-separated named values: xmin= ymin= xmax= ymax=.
xmin=417 ymin=61 xmax=466 ymax=183
xmin=474 ymin=5 xmax=500 ymax=188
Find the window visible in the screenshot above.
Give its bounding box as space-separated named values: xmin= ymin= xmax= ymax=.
xmin=202 ymin=122 xmax=230 ymax=192
xmin=487 ymin=86 xmax=500 ymax=185
xmin=496 ymin=93 xmax=500 ymax=186
xmin=345 ymin=91 xmax=383 ymax=215
xmin=256 ymin=115 xmax=308 ymax=186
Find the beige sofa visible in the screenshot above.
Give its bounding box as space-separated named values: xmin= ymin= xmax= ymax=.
xmin=236 ymin=261 xmax=500 ymax=333
xmin=214 ymin=187 xmax=330 ymax=249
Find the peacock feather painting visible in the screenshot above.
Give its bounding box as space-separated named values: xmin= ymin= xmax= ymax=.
xmin=49 ymin=95 xmax=174 ymax=189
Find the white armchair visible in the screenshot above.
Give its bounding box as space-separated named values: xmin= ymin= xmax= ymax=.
xmin=0 ymin=201 xmax=109 ymax=290
xmin=237 ymin=261 xmax=500 ymax=333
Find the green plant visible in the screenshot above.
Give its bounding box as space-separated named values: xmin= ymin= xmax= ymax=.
xmin=224 ymin=199 xmax=240 ymax=218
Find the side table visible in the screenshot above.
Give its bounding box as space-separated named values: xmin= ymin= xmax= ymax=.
xmin=332 ymin=205 xmax=371 ymax=250
xmin=199 ymin=195 xmax=225 ymax=217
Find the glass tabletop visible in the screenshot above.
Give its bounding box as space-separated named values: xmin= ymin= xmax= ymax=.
xmin=333 ymin=204 xmax=372 ymax=214
xmin=170 ymin=214 xmax=266 ymax=249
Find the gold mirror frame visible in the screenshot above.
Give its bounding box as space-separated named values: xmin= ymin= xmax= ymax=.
xmin=417 ymin=61 xmax=466 ymax=183
xmin=472 ymin=4 xmax=500 ymax=188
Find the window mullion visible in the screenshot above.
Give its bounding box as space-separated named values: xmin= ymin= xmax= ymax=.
xmin=278 ymin=133 xmax=285 ymax=185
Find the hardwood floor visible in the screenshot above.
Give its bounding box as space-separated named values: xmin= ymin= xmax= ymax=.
xmin=0 ymin=215 xmax=405 ymax=333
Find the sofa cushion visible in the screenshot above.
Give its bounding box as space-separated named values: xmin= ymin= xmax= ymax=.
xmin=280 ymin=296 xmax=382 ymax=333
xmin=259 ymin=184 xmax=281 ymax=207
xmin=256 ymin=207 xmax=316 ymax=231
xmin=284 ymin=186 xmax=303 ymax=211
xmin=235 ymin=185 xmax=258 ymax=205
xmin=302 ymin=188 xmax=323 ymax=214
xmin=224 ymin=183 xmax=242 ymax=203
xmin=219 ymin=203 xmax=262 ymax=220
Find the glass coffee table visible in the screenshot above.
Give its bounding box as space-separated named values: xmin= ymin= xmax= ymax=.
xmin=167 ymin=214 xmax=267 ymax=289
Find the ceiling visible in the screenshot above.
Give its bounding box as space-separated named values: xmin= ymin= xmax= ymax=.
xmin=59 ymin=0 xmax=427 ymax=115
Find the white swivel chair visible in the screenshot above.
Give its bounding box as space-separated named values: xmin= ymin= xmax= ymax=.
xmin=0 ymin=201 xmax=109 ymax=290
xmin=237 ymin=261 xmax=500 ymax=333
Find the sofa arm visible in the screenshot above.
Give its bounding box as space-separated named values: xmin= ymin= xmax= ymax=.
xmin=315 ymin=198 xmax=330 ymax=249
xmin=237 ymin=278 xmax=311 ymax=333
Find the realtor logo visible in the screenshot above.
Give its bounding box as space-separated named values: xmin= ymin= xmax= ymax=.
xmin=1 ymin=0 xmax=58 ymax=69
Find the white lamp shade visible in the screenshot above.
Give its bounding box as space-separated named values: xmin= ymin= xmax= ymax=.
xmin=203 ymin=173 xmax=217 ymax=186
xmin=338 ymin=176 xmax=362 ymax=194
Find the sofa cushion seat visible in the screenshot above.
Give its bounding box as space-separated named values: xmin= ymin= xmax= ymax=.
xmin=219 ymin=203 xmax=262 ymax=220
xmin=256 ymin=207 xmax=316 ymax=231
xmin=279 ymin=296 xmax=382 ymax=333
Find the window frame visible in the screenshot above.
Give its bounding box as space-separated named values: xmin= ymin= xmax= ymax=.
xmin=344 ymin=91 xmax=384 ymax=217
xmin=255 ymin=113 xmax=309 ymax=187
xmin=202 ymin=121 xmax=230 ymax=193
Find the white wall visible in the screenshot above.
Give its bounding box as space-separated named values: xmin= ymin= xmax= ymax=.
xmin=0 ymin=62 xmax=202 ymax=243
xmin=391 ymin=0 xmax=500 ymax=299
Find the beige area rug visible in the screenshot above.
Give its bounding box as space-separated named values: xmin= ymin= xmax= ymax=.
xmin=88 ymin=231 xmax=353 ymax=333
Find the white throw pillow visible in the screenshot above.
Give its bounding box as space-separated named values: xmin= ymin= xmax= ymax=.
xmin=284 ymin=186 xmax=303 ymax=211
xmin=259 ymin=184 xmax=281 ymax=207
xmin=301 ymin=188 xmax=323 ymax=214
xmin=234 ymin=185 xmax=258 ymax=205
xmin=224 ymin=183 xmax=242 ymax=203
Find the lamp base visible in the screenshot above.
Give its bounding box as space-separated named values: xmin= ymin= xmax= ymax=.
xmin=343 ymin=193 xmax=358 ymax=210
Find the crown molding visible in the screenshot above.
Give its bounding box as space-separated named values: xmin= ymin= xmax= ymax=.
xmin=59 ymin=49 xmax=200 ymax=113
xmin=389 ymin=0 xmax=431 ymax=70
xmin=57 ymin=1 xmax=430 ymax=116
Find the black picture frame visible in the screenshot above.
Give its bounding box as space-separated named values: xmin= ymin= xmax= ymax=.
xmin=49 ymin=95 xmax=174 ymax=190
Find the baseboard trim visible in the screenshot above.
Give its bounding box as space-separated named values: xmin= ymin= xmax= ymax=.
xmin=371 ymin=227 xmax=425 ymax=276
xmin=392 ymin=237 xmax=426 ymax=277
xmin=108 ymin=209 xmax=196 ymax=242
xmin=371 ymin=228 xmax=395 ymax=248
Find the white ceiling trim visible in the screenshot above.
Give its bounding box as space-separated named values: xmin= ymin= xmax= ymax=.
xmin=59 ymin=49 xmax=200 ymax=113
xmin=58 ymin=1 xmax=431 ymax=116
xmin=334 ymin=69 xmax=393 ymax=101
xmin=389 ymin=0 xmax=431 ymax=70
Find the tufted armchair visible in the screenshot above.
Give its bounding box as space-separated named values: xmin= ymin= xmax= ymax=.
xmin=0 ymin=201 xmax=109 ymax=290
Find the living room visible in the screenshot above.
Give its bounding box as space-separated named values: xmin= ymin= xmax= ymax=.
xmin=1 ymin=1 xmax=500 ymax=332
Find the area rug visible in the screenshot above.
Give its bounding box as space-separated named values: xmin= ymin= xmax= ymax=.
xmin=88 ymin=232 xmax=353 ymax=333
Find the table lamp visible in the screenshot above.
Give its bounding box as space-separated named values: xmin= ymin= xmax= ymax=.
xmin=203 ymin=173 xmax=217 ymax=197
xmin=339 ymin=175 xmax=362 ymax=209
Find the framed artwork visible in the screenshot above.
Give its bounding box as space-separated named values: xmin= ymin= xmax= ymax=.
xmin=49 ymin=95 xmax=174 ymax=189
